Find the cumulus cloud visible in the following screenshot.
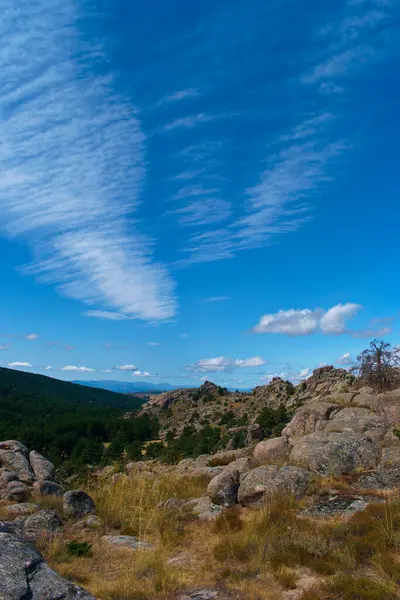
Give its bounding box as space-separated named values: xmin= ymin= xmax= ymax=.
xmin=254 ymin=303 xmax=363 ymax=336
xmin=25 ymin=333 xmax=39 ymax=340
xmin=133 ymin=370 xmax=151 ymax=376
xmin=188 ymin=356 xmax=266 ymax=372
xmin=8 ymin=362 xmax=32 ymax=368
xmin=61 ymin=365 xmax=95 ymax=372
xmin=254 ymin=309 xmax=321 ymax=335
xmin=116 ymin=364 xmax=138 ymax=372
xmin=337 ymin=352 xmax=354 ymax=366
xmin=299 ymin=368 xmax=311 ymax=378
xmin=0 ymin=1 xmax=176 ymax=322
xmin=235 ymin=356 xmax=266 ymax=368
xmin=319 ymin=303 xmax=362 ymax=334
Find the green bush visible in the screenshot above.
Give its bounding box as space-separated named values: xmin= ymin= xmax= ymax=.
xmin=66 ymin=540 xmax=92 ymax=557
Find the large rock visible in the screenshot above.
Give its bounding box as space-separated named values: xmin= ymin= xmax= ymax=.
xmin=0 ymin=532 xmax=94 ymax=599
xmin=351 ymin=386 xmax=377 ymax=409
xmin=290 ymin=431 xmax=381 ymax=476
xmin=207 ymin=469 xmax=240 ymax=507
xmin=33 ymin=480 xmax=65 ymax=497
xmin=63 ymin=490 xmax=96 ymax=518
xmin=254 ymin=437 xmax=290 ymax=464
xmin=282 ymin=401 xmax=339 ymax=438
xmin=323 ymin=407 xmax=388 ymax=440
xmin=0 ymin=441 xmax=34 ymax=483
xmin=23 ymin=509 xmax=63 ymax=537
xmin=357 ymin=468 xmax=400 ymax=490
xmin=1 ymin=480 xmax=29 ymax=502
xmin=374 ymin=389 xmax=400 ymax=425
xmin=184 ymin=497 xmax=225 ymax=521
xmin=238 ymin=465 xmax=310 ymax=506
xmin=225 ymin=457 xmax=254 ymax=475
xmin=380 ymin=447 xmax=400 ymax=468
xmin=29 ymin=450 xmax=56 ymax=481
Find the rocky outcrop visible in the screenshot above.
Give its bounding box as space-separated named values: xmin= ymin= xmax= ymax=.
xmin=63 ymin=490 xmax=96 ymax=518
xmin=238 ymin=465 xmax=310 ymax=506
xmin=207 ymin=469 xmax=240 ymax=507
xmin=289 ymin=431 xmax=380 ymax=476
xmin=0 ymin=532 xmax=94 ymax=599
xmin=29 ymin=450 xmax=56 ymax=481
xmin=0 ymin=441 xmax=58 ymax=502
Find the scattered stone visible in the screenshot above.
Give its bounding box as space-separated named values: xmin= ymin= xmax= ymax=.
xmin=0 ymin=532 xmax=95 ymax=599
xmin=29 ymin=450 xmax=56 ymax=481
xmin=33 ymin=480 xmax=65 ymax=497
xmin=184 ymin=497 xmax=225 ymax=521
xmin=3 ymin=503 xmax=40 ymax=516
xmin=357 ymin=467 xmax=400 ymax=490
xmin=102 ymin=534 xmax=155 ymax=550
xmin=167 ymin=551 xmax=196 ymax=567
xmin=23 ymin=509 xmax=63 ymax=536
xmin=1 ymin=480 xmax=29 ymax=502
xmin=63 ymin=490 xmax=96 ymax=518
xmin=225 ymin=456 xmax=254 ymax=475
xmin=238 ymin=465 xmax=310 ymax=506
xmin=301 ymin=493 xmax=380 ymax=518
xmin=156 ymin=497 xmax=186 ymax=510
xmin=207 ymin=469 xmax=240 ymax=507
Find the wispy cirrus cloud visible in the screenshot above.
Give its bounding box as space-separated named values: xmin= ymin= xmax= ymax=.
xmin=0 ymin=0 xmax=176 ymax=322
xmin=25 ymin=333 xmax=39 ymax=341
xmin=158 ymin=88 xmax=201 ymax=105
xmin=162 ymin=113 xmax=217 ymax=132
xmin=203 ymin=296 xmax=231 ymax=303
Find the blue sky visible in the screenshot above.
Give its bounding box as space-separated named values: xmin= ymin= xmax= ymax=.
xmin=1 ymin=0 xmax=399 ymax=387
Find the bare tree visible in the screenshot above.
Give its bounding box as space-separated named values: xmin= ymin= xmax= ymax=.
xmin=353 ymin=339 xmax=400 ymax=392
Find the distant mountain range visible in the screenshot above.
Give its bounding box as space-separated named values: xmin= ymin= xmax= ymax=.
xmin=72 ymin=380 xmax=179 ymax=394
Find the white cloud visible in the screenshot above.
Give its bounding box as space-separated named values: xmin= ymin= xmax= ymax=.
xmin=259 ymin=372 xmax=287 ymax=383
xmin=8 ymin=362 xmax=32 ymax=368
xmin=254 ymin=303 xmax=363 ymax=336
xmin=25 ymin=333 xmax=39 ymax=340
xmin=0 ymin=345 xmax=8 ymax=351
xmin=45 ymin=366 xmax=54 ymax=370
xmin=116 ymin=364 xmax=138 ymax=372
xmin=189 ymin=356 xmax=266 ymax=372
xmin=61 ymin=365 xmax=95 ymax=372
xmin=84 ymin=311 xmax=133 ymax=321
xmin=133 ymin=370 xmax=150 ymax=376
xmin=162 ymin=113 xmax=217 ymax=132
xmin=101 ymin=369 xmax=112 ymax=373
xmin=147 ymin=342 xmax=160 ymax=346
xmin=319 ymin=303 xmax=362 ymax=334
xmin=299 ymin=368 xmax=311 ymax=378
xmin=203 ymin=296 xmax=231 ymax=303
xmin=0 ymin=2 xmax=176 ymax=322
xmin=158 ymin=88 xmax=200 ymax=104
xmin=254 ymin=309 xmax=320 ymax=335
xmin=235 ymin=356 xmax=266 ymax=368
xmin=337 ymin=352 xmax=354 ymax=366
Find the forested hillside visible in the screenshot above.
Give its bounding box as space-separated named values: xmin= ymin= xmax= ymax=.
xmin=0 ymin=367 xmax=156 ymax=472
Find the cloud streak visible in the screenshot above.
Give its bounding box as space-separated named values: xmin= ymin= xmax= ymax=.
xmin=0 ymin=0 xmax=176 ymax=322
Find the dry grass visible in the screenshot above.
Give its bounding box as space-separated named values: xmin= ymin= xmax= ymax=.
xmin=32 ymin=470 xmax=400 ymax=600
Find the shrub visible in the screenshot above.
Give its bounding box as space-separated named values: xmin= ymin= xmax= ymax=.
xmin=66 ymin=540 xmax=92 ymax=557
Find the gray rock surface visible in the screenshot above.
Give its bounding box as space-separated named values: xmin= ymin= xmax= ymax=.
xmin=102 ymin=534 xmax=155 ymax=550
xmin=29 ymin=450 xmax=56 ymax=481
xmin=324 ymin=407 xmax=388 ymax=440
xmin=207 ymin=469 xmax=240 ymax=507
xmin=380 ymin=446 xmax=400 ymax=468
xmin=0 ymin=441 xmax=34 ymax=483
xmin=33 ymin=480 xmax=65 ymax=497
xmin=0 ymin=532 xmax=94 ymax=599
xmin=23 ymin=509 xmax=63 ymax=536
xmin=282 ymin=401 xmax=339 ymax=438
xmin=357 ymin=467 xmax=400 ymax=490
xmin=1 ymin=480 xmax=29 ymax=502
xmin=254 ymin=437 xmax=290 ymax=464
xmin=290 ymin=431 xmax=381 ymax=476
xmin=3 ymin=503 xmax=40 ymax=516
xmin=238 ymin=465 xmax=310 ymax=506
xmin=63 ymin=490 xmax=96 ymax=518
xmin=184 ymin=496 xmax=225 ymax=521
